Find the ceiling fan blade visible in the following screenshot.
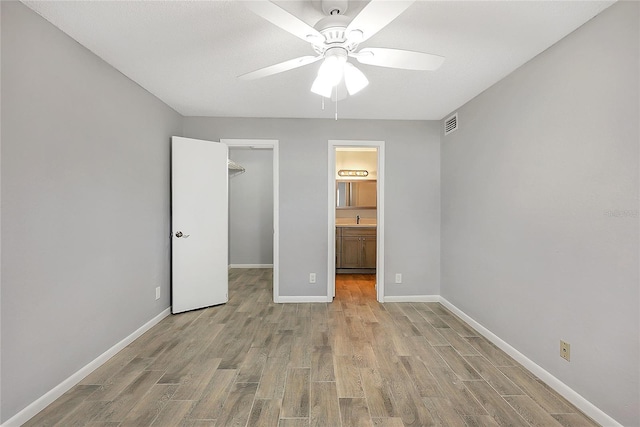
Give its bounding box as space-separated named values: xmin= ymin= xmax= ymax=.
xmin=239 ymin=55 xmax=322 ymax=80
xmin=355 ymin=48 xmax=445 ymax=71
xmin=345 ymin=0 xmax=415 ymax=44
xmin=244 ymin=0 xmax=323 ymax=44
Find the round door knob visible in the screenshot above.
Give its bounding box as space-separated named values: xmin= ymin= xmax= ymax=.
xmin=175 ymin=231 xmax=183 ymax=238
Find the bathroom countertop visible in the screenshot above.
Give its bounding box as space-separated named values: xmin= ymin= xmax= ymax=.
xmin=336 ymin=219 xmax=377 ymax=227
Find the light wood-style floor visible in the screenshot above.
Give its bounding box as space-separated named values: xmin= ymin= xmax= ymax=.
xmin=25 ymin=269 xmax=599 ymax=426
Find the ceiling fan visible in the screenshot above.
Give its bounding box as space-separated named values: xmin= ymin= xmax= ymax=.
xmin=239 ymin=0 xmax=445 ymax=99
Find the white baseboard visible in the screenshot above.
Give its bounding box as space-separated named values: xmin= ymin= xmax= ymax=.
xmin=276 ymin=296 xmax=332 ymax=303
xmin=439 ymin=297 xmax=621 ymax=427
xmin=229 ymin=264 xmax=273 ymax=269
xmin=383 ymin=295 xmax=440 ymax=302
xmin=2 ymin=308 xmax=171 ymax=427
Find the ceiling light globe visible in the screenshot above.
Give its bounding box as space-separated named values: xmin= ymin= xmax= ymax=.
xmin=344 ymin=63 xmax=369 ymax=95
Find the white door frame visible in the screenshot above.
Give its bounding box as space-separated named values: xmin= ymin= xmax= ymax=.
xmin=221 ymin=139 xmax=279 ymax=303
xmin=328 ymin=140 xmax=385 ymax=302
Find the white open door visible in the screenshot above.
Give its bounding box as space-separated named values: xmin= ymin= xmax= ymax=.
xmin=171 ymin=136 xmax=228 ymax=314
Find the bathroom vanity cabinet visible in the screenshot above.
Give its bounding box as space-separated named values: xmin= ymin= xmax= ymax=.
xmin=336 ymin=227 xmax=376 ymax=271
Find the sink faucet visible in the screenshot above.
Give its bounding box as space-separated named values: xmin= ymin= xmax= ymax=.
xmin=356 ymin=215 xmax=360 ymax=224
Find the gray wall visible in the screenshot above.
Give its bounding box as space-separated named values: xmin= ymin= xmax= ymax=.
xmin=228 ymin=148 xmax=274 ymax=265
xmin=1 ymin=2 xmax=182 ymax=421
xmin=440 ymin=2 xmax=639 ymax=425
xmin=184 ymin=118 xmax=441 ymax=298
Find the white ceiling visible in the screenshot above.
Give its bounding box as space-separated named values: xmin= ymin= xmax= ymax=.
xmin=23 ymin=0 xmax=614 ymax=121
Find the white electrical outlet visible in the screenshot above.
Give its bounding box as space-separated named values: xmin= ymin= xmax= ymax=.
xmin=309 ymin=273 xmax=316 ymax=284
xmin=395 ymin=273 xmax=402 ymax=284
xmin=155 ymin=287 xmax=161 ymax=300
xmin=560 ymin=340 xmax=570 ymax=361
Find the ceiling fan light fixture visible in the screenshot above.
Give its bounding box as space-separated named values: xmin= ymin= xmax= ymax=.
xmin=318 ymin=50 xmax=347 ymax=86
xmin=311 ymin=72 xmax=334 ymax=98
xmin=344 ymin=62 xmax=368 ymax=95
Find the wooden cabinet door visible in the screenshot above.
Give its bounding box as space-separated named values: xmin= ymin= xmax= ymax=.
xmin=341 ymin=236 xmax=361 ymax=268
xmin=361 ymin=236 xmax=377 ymax=268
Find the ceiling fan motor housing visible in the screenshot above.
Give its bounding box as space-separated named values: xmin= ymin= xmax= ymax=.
xmin=313 ymin=15 xmax=359 ymax=54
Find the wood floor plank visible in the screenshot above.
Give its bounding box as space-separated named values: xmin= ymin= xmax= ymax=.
xmin=289 ymin=335 xmax=312 ymax=368
xmin=498 ymin=366 xmax=577 ymax=414
xmin=438 ymin=313 xmax=480 ymax=337
xmin=340 ymin=397 xmax=373 ymax=427
xmin=436 ymin=327 xmax=480 ymax=355
xmin=22 ymin=385 xmax=94 ymax=427
xmin=269 ymin=331 xmax=294 ymax=359
xmin=411 ymin=305 xmax=451 ymax=328
xmin=383 ymin=359 xmax=435 ymax=427
xmin=279 ymin=418 xmax=310 ymax=427
xmin=281 ymin=368 xmax=310 ymax=418
xmin=406 ymin=336 xmax=448 ymax=368
xmin=248 ymin=398 xmax=282 ymax=427
xmin=461 ymin=415 xmax=501 ymax=426
xmin=86 ymin=357 xmax=153 ymax=401
xmin=360 ymin=368 xmax=397 ymax=418
xmin=311 ymin=345 xmax=335 ymax=382
xmin=119 ymin=384 xmax=177 ymax=427
xmin=335 ymin=355 xmax=365 ymax=398
xmin=79 ymin=348 xmax=138 ymax=386
xmin=237 ymin=346 xmax=268 ymax=383
xmin=466 ymin=337 xmax=517 ymax=367
xmin=256 ymin=357 xmax=289 ymax=399
xmin=53 ymin=400 xmax=109 ymax=427
xmin=464 ymin=355 xmax=524 ymax=397
xmin=413 ymin=321 xmax=449 ymax=346
xmin=371 ymin=417 xmax=405 ymax=426
xmin=424 ymin=303 xmax=450 ymax=316
xmin=391 ymin=314 xmax=422 ymax=337
xmin=189 ymin=369 xmax=237 ymax=419
xmin=157 ymin=339 xmax=213 ymax=385
xmin=150 ymin=400 xmax=194 ymax=426
xmin=309 ymin=381 xmax=341 ymax=427
xmin=464 ymin=380 xmax=529 ymax=427
xmin=350 ymin=341 xmax=378 ymax=368
xmin=428 ymin=367 xmax=487 ymax=416
xmin=423 ymin=397 xmax=467 ymax=427
xmin=170 ymin=356 xmax=222 ymax=401
xmin=552 ymin=412 xmax=601 ymax=427
xmin=93 ymin=370 xmax=166 ymax=422
xmin=503 ymin=395 xmax=565 ymax=427
xmin=214 ymin=382 xmax=258 ymax=427
xmin=398 ymin=356 xmax=441 ymax=398
xmin=435 ymin=345 xmax=482 ymax=380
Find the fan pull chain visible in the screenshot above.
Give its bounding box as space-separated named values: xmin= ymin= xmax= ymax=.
xmin=321 ymin=97 xmax=325 ymax=110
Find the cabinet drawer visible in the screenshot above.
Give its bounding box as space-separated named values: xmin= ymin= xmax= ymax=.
xmin=341 ymin=227 xmax=376 ymax=237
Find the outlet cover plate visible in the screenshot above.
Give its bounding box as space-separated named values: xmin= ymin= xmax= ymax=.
xmin=155 ymin=287 xmax=161 ymax=300
xmin=560 ymin=340 xmax=570 ymax=361
xmin=395 ymin=273 xmax=402 ymax=284
xmin=309 ymin=273 xmax=316 ymax=284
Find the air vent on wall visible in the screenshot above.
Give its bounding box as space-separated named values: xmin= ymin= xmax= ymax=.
xmin=444 ymin=112 xmax=458 ymax=135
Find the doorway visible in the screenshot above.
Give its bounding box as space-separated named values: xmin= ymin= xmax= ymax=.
xmin=328 ymin=140 xmax=385 ymax=302
xmin=221 ymin=139 xmax=279 ymax=302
